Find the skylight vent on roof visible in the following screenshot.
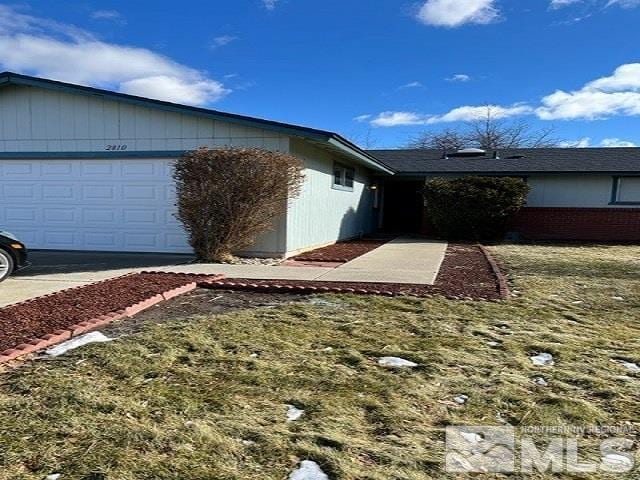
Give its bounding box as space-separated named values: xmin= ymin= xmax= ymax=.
xmin=450 ymin=148 xmax=486 ymax=158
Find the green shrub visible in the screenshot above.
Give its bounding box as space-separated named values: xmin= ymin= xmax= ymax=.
xmin=422 ymin=176 xmax=530 ymax=241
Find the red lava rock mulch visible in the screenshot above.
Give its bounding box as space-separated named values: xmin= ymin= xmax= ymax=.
xmin=289 ymin=237 xmax=390 ymax=263
xmin=0 ymin=272 xmax=215 ymax=355
xmin=200 ymin=243 xmax=505 ymax=301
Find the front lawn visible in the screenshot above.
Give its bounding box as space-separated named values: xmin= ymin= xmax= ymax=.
xmin=0 ymin=244 xmax=638 ymax=479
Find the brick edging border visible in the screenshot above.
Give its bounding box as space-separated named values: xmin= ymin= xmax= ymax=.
xmin=0 ymin=273 xmax=225 ymax=365
xmin=477 ymin=245 xmax=510 ymax=300
xmin=196 ymin=279 xmax=398 ymax=297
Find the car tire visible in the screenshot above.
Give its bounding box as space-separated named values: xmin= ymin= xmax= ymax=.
xmin=0 ymin=248 xmax=14 ymax=283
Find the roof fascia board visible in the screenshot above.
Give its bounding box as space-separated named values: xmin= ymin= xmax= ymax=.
xmin=327 ymin=137 xmax=394 ymax=174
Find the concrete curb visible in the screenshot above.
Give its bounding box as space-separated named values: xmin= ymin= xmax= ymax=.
xmin=478 ymin=245 xmax=510 ymax=300
xmin=0 ymin=273 xmax=225 ymax=365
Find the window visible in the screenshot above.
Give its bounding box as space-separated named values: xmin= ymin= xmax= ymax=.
xmin=611 ymin=176 xmax=640 ymax=205
xmin=333 ymin=163 xmax=355 ymax=191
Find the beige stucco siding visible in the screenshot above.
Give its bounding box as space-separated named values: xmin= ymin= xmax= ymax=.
xmin=285 ymin=138 xmax=374 ymax=255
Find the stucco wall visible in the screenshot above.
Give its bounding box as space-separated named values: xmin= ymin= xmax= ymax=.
xmin=286 ymin=138 xmax=374 ymax=254
xmin=526 ymin=175 xmax=638 ymax=208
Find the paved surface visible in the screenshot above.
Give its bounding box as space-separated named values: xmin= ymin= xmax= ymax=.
xmin=0 ymin=238 xmax=448 ymax=306
xmin=316 ymin=237 xmax=447 ymax=284
xmin=1 ymin=251 xmax=194 ymax=307
xmin=158 ymin=237 xmax=448 ymax=285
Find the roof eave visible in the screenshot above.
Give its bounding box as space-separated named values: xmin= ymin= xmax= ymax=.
xmin=327 ymin=137 xmax=395 ymax=174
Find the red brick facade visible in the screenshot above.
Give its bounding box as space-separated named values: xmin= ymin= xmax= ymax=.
xmin=508 ymin=207 xmax=640 ymax=242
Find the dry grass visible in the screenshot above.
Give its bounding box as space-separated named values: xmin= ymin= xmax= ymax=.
xmin=0 ymin=243 xmax=638 ymax=479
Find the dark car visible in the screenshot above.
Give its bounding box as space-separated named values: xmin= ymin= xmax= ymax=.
xmin=0 ymin=231 xmax=28 ymax=282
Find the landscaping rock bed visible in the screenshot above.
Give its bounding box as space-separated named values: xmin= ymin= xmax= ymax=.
xmin=290 ymin=237 xmax=390 ymax=263
xmin=0 ymin=272 xmax=214 ymax=354
xmin=202 ymin=243 xmax=503 ymax=300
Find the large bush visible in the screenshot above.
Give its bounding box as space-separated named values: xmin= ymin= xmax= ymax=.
xmin=422 ymin=176 xmax=530 ymax=241
xmin=174 ymin=147 xmax=305 ymax=261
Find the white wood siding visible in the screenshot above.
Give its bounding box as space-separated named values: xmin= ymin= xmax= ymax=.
xmin=286 ymin=138 xmax=374 ymax=254
xmin=0 ymin=84 xmax=290 ymax=255
xmin=0 ymin=85 xmax=290 ymax=153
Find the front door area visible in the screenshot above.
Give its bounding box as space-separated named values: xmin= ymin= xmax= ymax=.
xmin=381 ymin=180 xmax=424 ymax=233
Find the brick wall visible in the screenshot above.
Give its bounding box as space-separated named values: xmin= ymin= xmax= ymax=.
xmin=508 ymin=207 xmax=640 ymax=242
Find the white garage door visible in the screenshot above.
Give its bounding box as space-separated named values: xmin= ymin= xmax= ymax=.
xmin=0 ymin=158 xmax=192 ymax=253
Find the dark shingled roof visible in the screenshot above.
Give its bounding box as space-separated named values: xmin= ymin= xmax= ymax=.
xmin=366 ymin=148 xmax=640 ymax=175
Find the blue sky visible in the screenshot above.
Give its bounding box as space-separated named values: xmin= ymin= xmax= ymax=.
xmin=1 ymin=0 xmax=639 ymax=148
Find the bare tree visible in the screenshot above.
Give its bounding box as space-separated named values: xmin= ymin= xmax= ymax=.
xmin=409 ymin=106 xmax=558 ymax=150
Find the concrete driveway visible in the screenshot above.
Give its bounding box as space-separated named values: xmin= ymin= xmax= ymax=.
xmin=1 ymin=250 xmax=194 ymax=307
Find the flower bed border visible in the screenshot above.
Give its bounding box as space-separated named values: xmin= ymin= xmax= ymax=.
xmin=477 ymin=245 xmax=510 ymax=299
xmin=0 ymin=272 xmax=224 ymax=365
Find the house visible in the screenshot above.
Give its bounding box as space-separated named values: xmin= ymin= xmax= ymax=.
xmin=369 ymin=148 xmax=640 ymax=242
xmin=0 ymin=72 xmax=637 ymax=255
xmin=0 ymin=72 xmax=391 ymax=257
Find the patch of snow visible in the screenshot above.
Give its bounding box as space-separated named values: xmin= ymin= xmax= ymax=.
xmin=286 ymin=404 xmax=305 ymax=421
xmin=602 ymin=453 xmax=634 ymax=471
xmin=616 ymin=360 xmax=640 ymax=373
xmin=460 ymin=431 xmax=483 ymax=443
xmin=533 ymin=377 xmax=549 ymax=386
xmin=240 ymin=439 xmax=256 ymax=446
xmin=45 ymin=332 xmax=112 ymax=357
xmin=249 ymin=353 xmax=259 ymax=358
xmin=378 ymin=356 xmax=418 ymax=368
xmin=322 ymin=347 xmax=333 ymax=352
xmin=530 ymin=353 xmax=554 ymax=366
xmin=453 ymin=394 xmax=469 ymax=405
xmin=571 ymin=300 xmax=584 ymax=305
xmin=308 ymin=298 xmax=341 ymax=307
xmin=44 ymin=475 xmax=62 ymax=480
xmin=611 ymin=296 xmax=625 ymax=301
xmin=289 ymin=460 xmax=329 ymax=480
xmin=487 ymin=341 xmax=500 ymax=347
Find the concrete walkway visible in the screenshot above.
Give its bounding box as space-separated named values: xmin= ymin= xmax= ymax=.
xmin=1 ymin=237 xmax=447 ymax=307
xmin=159 ymin=237 xmax=447 ymax=285
xmin=316 ymin=237 xmax=447 ymax=284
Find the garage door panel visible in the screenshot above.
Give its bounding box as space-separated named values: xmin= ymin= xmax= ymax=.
xmin=0 ymin=158 xmax=192 ymax=253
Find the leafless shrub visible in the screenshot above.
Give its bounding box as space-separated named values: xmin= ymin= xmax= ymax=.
xmin=174 ymin=147 xmax=305 ymax=261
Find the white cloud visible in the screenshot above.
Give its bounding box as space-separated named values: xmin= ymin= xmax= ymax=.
xmin=0 ymin=5 xmax=229 ymax=106
xmin=370 ymin=112 xmax=430 ymax=127
xmin=211 ymin=35 xmax=237 ymax=49
xmin=91 ymin=10 xmax=124 ymax=22
xmin=367 ymin=63 xmax=640 ymax=127
xmin=536 ymin=63 xmax=640 ymax=120
xmin=446 ymin=74 xmax=471 ymax=82
xmin=399 ymin=81 xmax=423 ymax=89
xmin=600 ymin=138 xmax=637 ymax=147
xmin=606 ymin=0 xmax=640 ymax=8
xmin=560 ymin=137 xmax=637 ymax=148
xmin=368 ymin=104 xmax=532 ymax=127
xmin=550 ymin=0 xmax=582 ymax=9
xmin=560 ymin=137 xmax=591 ymax=147
xmin=263 ymin=0 xmax=279 ymax=10
xmin=427 ymin=104 xmax=533 ymax=123
xmin=416 ymin=0 xmax=500 ymax=27
xmin=354 ymin=114 xmax=372 ymax=122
